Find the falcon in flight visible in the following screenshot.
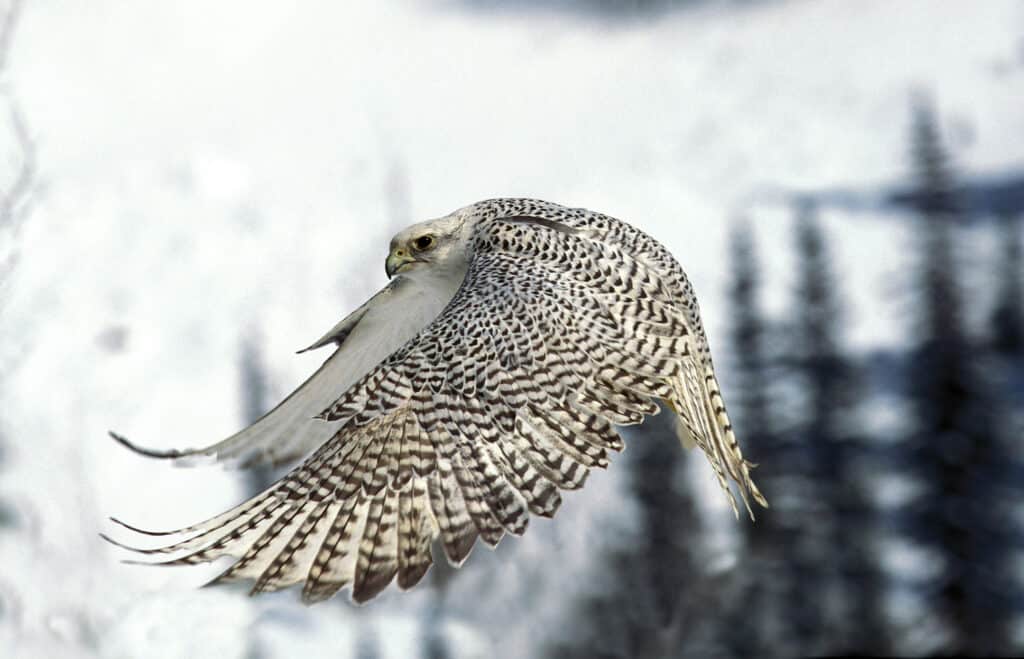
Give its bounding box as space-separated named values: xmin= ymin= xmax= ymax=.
xmin=106 ymin=198 xmax=766 ymax=604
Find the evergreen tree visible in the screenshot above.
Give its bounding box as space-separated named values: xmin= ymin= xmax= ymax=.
xmin=0 ymin=0 xmax=33 ymax=535
xmin=984 ymin=215 xmax=1024 ymax=650
xmin=421 ymin=556 xmax=454 ymax=659
xmin=238 ymin=329 xmax=275 ymax=493
xmin=0 ymin=430 xmax=13 ymax=529
xmin=903 ymin=98 xmax=1017 ymax=654
xmin=355 ymin=620 xmax=382 ymax=659
xmin=421 ymin=604 xmax=452 ymax=659
xmin=990 ymin=214 xmax=1024 ymax=356
xmin=237 ymin=329 xmax=274 ymax=659
xmin=627 ymin=411 xmax=707 ymax=656
xmin=722 ymin=219 xmax=789 ymax=656
xmin=726 ymin=221 xmax=776 ymax=483
xmin=789 ymin=202 xmax=887 ymax=654
xmin=545 ymin=411 xmax=708 ymax=658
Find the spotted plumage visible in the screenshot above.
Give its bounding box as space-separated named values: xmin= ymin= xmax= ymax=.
xmin=105 ymin=198 xmax=767 ymax=604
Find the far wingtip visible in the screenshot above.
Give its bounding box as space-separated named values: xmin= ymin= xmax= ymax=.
xmin=108 ymin=430 xmax=186 ymax=460
xmin=296 ymin=338 xmax=331 ymax=354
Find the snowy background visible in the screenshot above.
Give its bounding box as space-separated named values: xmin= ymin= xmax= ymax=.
xmin=1 ymin=0 xmax=1022 ymax=657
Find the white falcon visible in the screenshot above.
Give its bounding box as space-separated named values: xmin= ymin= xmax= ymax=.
xmin=106 ymin=198 xmax=766 ymax=604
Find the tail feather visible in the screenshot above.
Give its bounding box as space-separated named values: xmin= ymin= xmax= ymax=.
xmin=668 ymin=362 xmax=767 ymax=519
xmin=701 ymin=367 xmax=767 ymax=513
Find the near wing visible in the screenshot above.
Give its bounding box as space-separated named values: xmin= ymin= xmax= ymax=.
xmin=104 ymin=213 xmax=764 ymax=604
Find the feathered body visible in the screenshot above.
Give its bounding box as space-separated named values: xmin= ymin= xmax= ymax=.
xmin=107 ymin=198 xmax=766 ymax=604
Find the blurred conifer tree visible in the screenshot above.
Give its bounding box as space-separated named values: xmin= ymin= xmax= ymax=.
xmin=239 ymin=329 xmax=276 ymax=494
xmin=903 ymin=97 xmax=1017 ymax=654
xmin=721 ymin=219 xmax=792 ymax=657
xmin=789 ymin=202 xmax=887 ymax=654
xmin=990 ymin=215 xmax=1024 ymax=357
xmin=544 ymin=394 xmax=706 ymax=658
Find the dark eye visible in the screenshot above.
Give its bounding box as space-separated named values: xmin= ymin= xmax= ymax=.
xmin=413 ymin=235 xmax=436 ymax=251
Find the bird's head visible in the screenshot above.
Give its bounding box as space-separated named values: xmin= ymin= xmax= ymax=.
xmin=385 ymin=212 xmax=474 ymax=281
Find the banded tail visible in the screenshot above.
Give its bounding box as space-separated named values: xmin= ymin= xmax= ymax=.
xmin=668 ymin=363 xmax=767 ymax=519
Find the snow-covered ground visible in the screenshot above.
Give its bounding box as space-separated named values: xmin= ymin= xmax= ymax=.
xmin=1 ymin=0 xmax=1022 ymax=656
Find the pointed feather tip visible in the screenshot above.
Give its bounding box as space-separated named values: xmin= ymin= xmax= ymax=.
xmin=99 ymin=532 xmax=151 ymax=557
xmin=99 ymin=532 xmax=176 ymax=563
xmin=120 ymin=558 xmax=181 ymax=567
xmin=109 ymin=431 xmax=221 ymax=467
xmin=100 ymin=526 xmax=176 ymax=555
xmin=200 ymin=575 xmax=223 ymax=590
xmin=108 ymin=430 xmax=183 ymax=460
xmin=396 ymin=562 xmax=432 ymax=591
xmin=202 ymin=566 xmax=246 ymax=591
xmin=301 ymin=581 xmax=348 ymax=605
xmin=352 ymin=571 xmax=398 ymax=604
xmin=99 ymin=531 xmax=130 ymax=550
xmin=738 ymin=483 xmax=768 ymax=522
xmin=443 ymin=532 xmax=479 ymax=568
xmin=108 ymin=516 xmax=180 ymax=537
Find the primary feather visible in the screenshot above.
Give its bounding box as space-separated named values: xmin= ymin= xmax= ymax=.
xmin=106 ymin=198 xmax=766 ymax=604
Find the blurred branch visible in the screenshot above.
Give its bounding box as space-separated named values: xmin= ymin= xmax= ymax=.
xmin=0 ymin=0 xmax=35 ymax=235
xmin=0 ymin=0 xmax=36 ymax=306
xmin=0 ymin=0 xmax=22 ymax=74
xmin=0 ymin=102 xmax=34 ymax=231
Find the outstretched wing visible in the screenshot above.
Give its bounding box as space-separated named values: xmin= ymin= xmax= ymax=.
xmin=105 ymin=207 xmax=765 ymax=604
xmin=111 ymin=279 xmax=448 ymax=468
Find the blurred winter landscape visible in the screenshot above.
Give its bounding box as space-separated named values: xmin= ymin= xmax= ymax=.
xmin=0 ymin=0 xmax=1022 ymax=656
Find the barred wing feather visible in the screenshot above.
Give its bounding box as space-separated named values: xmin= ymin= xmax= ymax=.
xmin=105 ymin=205 xmax=765 ymax=604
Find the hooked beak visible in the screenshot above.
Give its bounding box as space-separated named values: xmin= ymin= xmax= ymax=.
xmin=386 ymin=249 xmax=417 ymax=279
